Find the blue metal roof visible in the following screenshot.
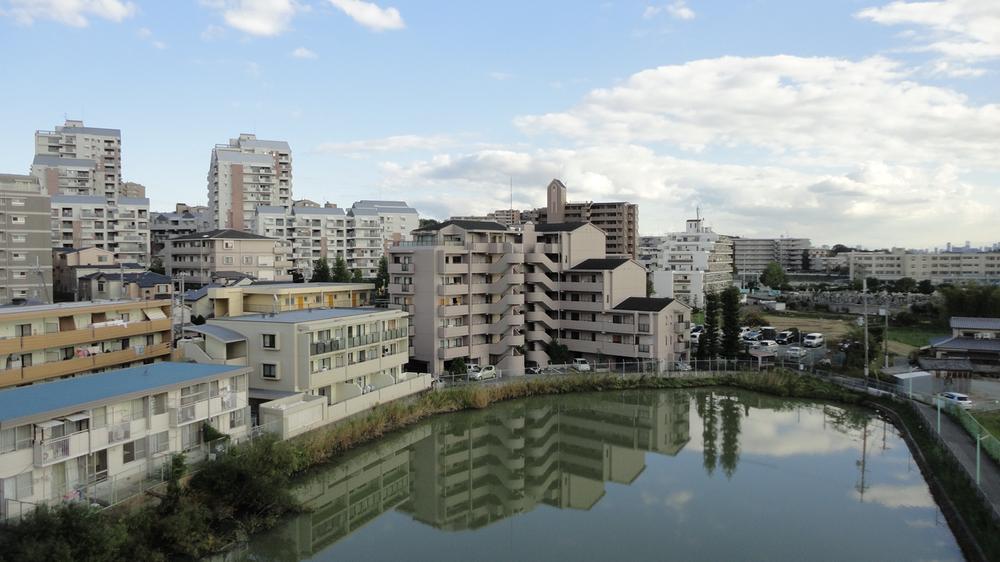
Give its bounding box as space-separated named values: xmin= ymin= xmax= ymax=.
xmin=0 ymin=362 xmax=243 ymax=426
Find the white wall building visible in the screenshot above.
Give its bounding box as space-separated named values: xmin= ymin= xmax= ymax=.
xmin=32 ymin=120 xmax=122 ymax=199
xmin=207 ymin=134 xmax=292 ymax=232
xmin=50 ymin=195 xmax=150 ymax=265
xmin=647 ymin=218 xmax=733 ymax=308
xmin=847 ymin=249 xmax=1000 ymax=284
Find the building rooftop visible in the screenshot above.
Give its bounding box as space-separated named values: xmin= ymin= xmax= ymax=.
xmin=0 ymin=298 xmax=165 ymax=315
xmin=0 ymin=173 xmax=38 ymax=183
xmin=119 ymin=197 xmax=150 ymax=206
xmin=50 ymin=195 xmax=106 ymax=205
xmin=215 ymin=149 xmax=276 ymax=166
xmin=170 ymin=229 xmax=275 ymax=241
xmin=570 ymin=258 xmax=631 ymax=271
xmin=415 ymin=219 xmax=507 ymax=232
xmin=54 ymin=124 xmax=121 ymax=137
xmin=32 ymin=154 xmax=96 ymax=168
xmin=183 ymin=324 xmax=247 ymax=344
xmin=241 ymin=282 xmax=373 ymax=292
xmin=614 ymin=297 xmax=679 ymax=312
xmin=950 ymin=317 xmax=1000 ymax=331
xmin=79 ymin=271 xmax=172 ymax=288
xmin=534 ymin=222 xmax=590 ymax=233
xmin=0 ymin=363 xmax=242 ymax=426
xmin=930 ymin=336 xmax=1000 ymax=353
xmin=294 ymin=206 xmax=346 ymax=216
xmin=211 ymin=307 xmax=392 ymax=324
xmin=240 ymin=138 xmax=291 ymax=152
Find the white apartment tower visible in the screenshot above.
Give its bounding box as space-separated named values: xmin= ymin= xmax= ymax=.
xmin=32 ymin=120 xmax=121 ymax=199
xmin=648 ymin=218 xmax=734 ymax=308
xmin=208 ymin=134 xmax=292 ymax=232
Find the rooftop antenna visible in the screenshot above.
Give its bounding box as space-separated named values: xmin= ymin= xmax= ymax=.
xmin=696 ymin=206 xmax=701 ymax=221
xmin=510 ymin=176 xmax=513 ymax=211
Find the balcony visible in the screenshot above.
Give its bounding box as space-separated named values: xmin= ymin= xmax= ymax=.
xmin=388 ymin=262 xmax=411 ymax=274
xmin=438 ymin=346 xmax=467 ymax=360
xmin=437 ymin=284 xmax=468 ymax=296
xmin=673 ymin=321 xmax=691 ymax=334
xmin=388 ymin=283 xmax=414 ymax=295
xmin=310 ymin=338 xmax=346 ymax=355
xmin=438 ymin=325 xmax=468 ymax=338
xmin=0 ymin=318 xmax=172 ymax=355
xmin=437 ymin=304 xmax=469 ymax=317
xmin=33 ymin=431 xmax=90 ymax=466
xmin=0 ymin=342 xmax=172 ymax=389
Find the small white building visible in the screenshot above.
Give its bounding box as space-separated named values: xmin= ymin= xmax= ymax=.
xmin=0 ymin=362 xmax=251 ymax=519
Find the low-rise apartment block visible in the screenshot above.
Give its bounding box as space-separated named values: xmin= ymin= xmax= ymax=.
xmin=0 ymin=299 xmax=173 ymax=390
xmin=77 ymin=271 xmax=173 ymax=302
xmin=52 ymin=247 xmax=144 ymax=301
xmin=847 ymin=249 xmax=1000 ymax=284
xmin=199 ymin=308 xmax=410 ymax=408
xmin=162 ymin=229 xmax=291 ymax=286
xmin=733 ymin=236 xmax=810 ymax=276
xmin=50 ymin=195 xmax=150 ymax=265
xmin=206 ymin=282 xmax=374 ymax=317
xmin=150 ymin=205 xmax=210 ymax=256
xmin=0 ymin=362 xmax=250 ymax=519
xmin=0 ymin=174 xmax=53 ymax=304
xmin=388 ymin=220 xmax=690 ymax=376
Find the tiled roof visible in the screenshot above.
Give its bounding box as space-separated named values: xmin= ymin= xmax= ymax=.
xmin=570 ymin=258 xmax=631 ymax=271
xmin=613 ymin=297 xmax=678 ymax=312
xmin=950 ymin=317 xmax=1000 ymax=331
xmin=414 ymin=220 xmax=507 ymax=232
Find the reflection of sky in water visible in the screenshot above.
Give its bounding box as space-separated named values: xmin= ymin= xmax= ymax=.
xmin=247 ymin=389 xmax=961 ymax=562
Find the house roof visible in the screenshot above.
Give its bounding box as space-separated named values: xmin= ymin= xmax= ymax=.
xmin=0 ymin=363 xmax=244 ymax=427
xmin=170 ymin=229 xmax=274 ymax=241
xmin=950 ymin=317 xmax=1000 ymax=331
xmin=570 ymin=258 xmax=631 ymax=271
xmin=917 ymin=357 xmax=1000 ymax=375
xmin=614 ymin=297 xmax=678 ymax=312
xmin=534 ymin=222 xmax=589 ymax=233
xmin=211 ymin=307 xmax=397 ymax=324
xmin=80 ymin=271 xmax=172 ymax=288
xmin=929 ymin=336 xmax=1000 ymax=353
xmin=414 ymin=219 xmax=507 ymax=232
xmin=183 ymin=324 xmax=247 ymax=344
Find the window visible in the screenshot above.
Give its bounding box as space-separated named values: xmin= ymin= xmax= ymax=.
xmin=223 ymin=241 xmax=235 ymax=249
xmin=0 ymin=425 xmax=31 ymax=453
xmin=229 ymin=408 xmax=246 ymax=429
xmin=10 ymin=216 xmax=25 ymax=225
xmin=181 ymin=423 xmax=201 ymax=450
xmin=122 ymin=439 xmax=146 ymax=463
xmin=262 ymin=334 xmax=277 ymax=349
xmin=262 ymin=363 xmax=278 ymax=379
xmin=2 ymin=473 xmax=32 ymax=501
xmin=152 ymin=393 xmax=167 ymax=415
xmin=150 ymin=431 xmax=169 ymax=454
xmin=223 ymin=256 xmax=234 ymax=265
xmin=242 ymin=256 xmax=254 ymax=265
xmin=9 ymin=198 xmax=24 ymax=207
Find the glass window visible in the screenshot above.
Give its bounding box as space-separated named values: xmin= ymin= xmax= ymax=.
xmin=122 ymin=439 xmax=146 ymax=463
xmin=262 ymin=363 xmax=277 ymax=379
xmin=262 ymin=334 xmax=276 ymax=349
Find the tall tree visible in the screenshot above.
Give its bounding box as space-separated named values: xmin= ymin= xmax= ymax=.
xmin=418 ymin=218 xmax=440 ymax=229
xmin=917 ymin=279 xmax=935 ymax=295
xmin=646 ymin=275 xmax=655 ymax=297
xmin=331 ymin=257 xmax=350 ymax=282
xmin=700 ymin=392 xmax=718 ymax=476
xmin=759 ymin=261 xmax=787 ymax=289
xmin=543 ymin=339 xmax=572 ymax=364
xmin=800 ymin=249 xmax=811 ymax=271
xmin=893 ymin=277 xmax=917 ymax=294
xmin=351 ymin=269 xmax=363 ymax=282
xmin=720 ymin=286 xmax=741 ymax=358
xmin=703 ymin=291 xmax=720 ymax=358
xmin=719 ymin=396 xmax=742 ymax=479
xmin=375 ymin=256 xmax=389 ymax=294
xmin=310 ymin=258 xmax=331 ymax=282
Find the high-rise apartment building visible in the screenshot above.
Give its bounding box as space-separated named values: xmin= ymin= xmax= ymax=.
xmin=50 ymin=195 xmax=150 ymax=265
xmin=732 ymin=237 xmax=810 ymax=277
xmin=162 ymin=229 xmax=291 ymax=286
xmin=648 ymin=218 xmax=734 ymax=308
xmin=0 ymin=174 xmax=53 ymax=304
xmin=32 ymin=120 xmax=121 ymax=198
xmin=535 ymin=179 xmax=638 ymax=258
xmin=207 ymin=134 xmax=292 ymax=231
xmin=151 ymin=205 xmax=211 ymax=257
xmin=388 ymin=220 xmax=690 ymax=376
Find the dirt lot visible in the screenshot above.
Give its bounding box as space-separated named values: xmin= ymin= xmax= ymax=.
xmin=761 ymin=314 xmax=853 ymax=339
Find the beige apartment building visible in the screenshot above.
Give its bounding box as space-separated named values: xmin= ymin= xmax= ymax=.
xmin=732 ymin=237 xmax=810 ymax=276
xmin=847 ymin=249 xmax=1000 ymax=284
xmin=0 ymin=299 xmax=173 ymax=390
xmin=50 ymin=195 xmax=150 ymax=265
xmin=162 ymin=229 xmax=290 ymax=286
xmin=0 ymin=174 xmax=53 ymax=304
xmin=388 ymin=220 xmax=690 ymax=376
xmin=647 ymin=217 xmax=734 ymax=308
xmin=77 ymin=272 xmax=173 ymax=302
xmin=206 ymin=282 xmax=374 ymax=317
xmin=52 ymin=247 xmax=145 ymax=301
xmin=207 ymin=134 xmax=292 ymax=231
xmin=0 ymin=362 xmax=250 ymax=520
xmin=201 ymin=308 xmax=409 ymax=405
xmin=536 ymin=179 xmax=639 ymax=258
xmin=32 ymin=120 xmax=121 ymax=199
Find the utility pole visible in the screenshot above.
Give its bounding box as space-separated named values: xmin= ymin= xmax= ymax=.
xmin=863 ymin=276 xmax=870 ymax=387
xmin=883 ymin=305 xmax=889 ymax=369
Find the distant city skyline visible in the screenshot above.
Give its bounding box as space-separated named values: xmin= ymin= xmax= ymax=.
xmin=1 ymin=0 xmax=998 ymax=248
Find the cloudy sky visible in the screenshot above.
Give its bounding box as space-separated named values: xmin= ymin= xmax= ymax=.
xmin=1 ymin=0 xmax=998 ymax=248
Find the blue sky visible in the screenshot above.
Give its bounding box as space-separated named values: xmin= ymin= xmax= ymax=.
xmin=1 ymin=0 xmax=998 ymax=248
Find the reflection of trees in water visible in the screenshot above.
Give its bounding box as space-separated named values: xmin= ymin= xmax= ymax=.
xmin=697 ymin=392 xmax=719 ymax=476
xmin=719 ymin=396 xmax=741 ymax=479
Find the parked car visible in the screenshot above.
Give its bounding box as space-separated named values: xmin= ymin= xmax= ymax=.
xmin=776 ymin=330 xmax=799 ymax=345
xmin=802 ymin=333 xmax=825 ymax=348
xmin=691 ymin=331 xmax=702 ymax=344
xmin=691 ymin=325 xmax=705 ymax=335
xmin=785 ymin=346 xmax=808 ymax=359
xmin=525 ymin=361 xmax=543 ymax=375
xmin=759 ymin=326 xmax=777 ymax=341
xmin=939 ymin=392 xmax=973 ymax=410
xmin=742 ymin=331 xmax=761 ymax=342
xmin=738 ymin=326 xmax=752 ymax=338
xmin=673 ymin=361 xmax=693 ymax=371
xmin=572 ymin=358 xmax=591 ymax=372
xmin=752 ymin=340 xmax=780 ymax=352
xmin=469 ymin=365 xmax=499 ymax=380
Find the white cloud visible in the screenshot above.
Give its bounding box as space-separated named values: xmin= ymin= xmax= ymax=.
xmin=292 ymin=46 xmax=318 ymax=59
xmin=136 ymin=26 xmax=166 ymax=49
xmin=317 ymin=134 xmax=455 ymax=156
xmin=852 ymin=484 xmax=936 ymax=509
xmin=515 ymin=55 xmax=1000 ymax=168
xmin=327 ymin=0 xmax=404 ymax=31
xmin=201 ymin=24 xmax=226 ymax=40
xmin=643 ymin=1 xmax=695 ymax=21
xmin=857 ymin=1 xmax=1000 ymax=63
xmin=489 ymin=71 xmax=513 ymax=81
xmin=203 ymin=0 xmax=298 ymax=36
xmin=2 ymin=0 xmax=135 ymax=26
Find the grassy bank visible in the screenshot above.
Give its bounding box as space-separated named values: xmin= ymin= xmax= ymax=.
xmin=886 ymin=325 xmax=949 ymax=348
xmin=0 ymin=372 xmax=932 ymax=561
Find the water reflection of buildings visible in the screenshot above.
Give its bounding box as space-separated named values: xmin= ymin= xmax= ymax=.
xmin=262 ymin=391 xmax=690 ymax=558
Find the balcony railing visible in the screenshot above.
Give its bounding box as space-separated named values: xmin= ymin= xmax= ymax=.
xmin=0 ymin=318 xmax=172 ymax=355
xmin=0 ymin=341 xmax=172 ymax=389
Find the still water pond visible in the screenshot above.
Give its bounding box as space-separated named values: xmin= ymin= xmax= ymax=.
xmin=246 ymin=389 xmax=961 ymax=561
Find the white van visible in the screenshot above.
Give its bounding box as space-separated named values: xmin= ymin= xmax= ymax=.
xmin=802 ymin=333 xmax=824 ymax=348
xmin=572 ymin=358 xmax=591 ymax=372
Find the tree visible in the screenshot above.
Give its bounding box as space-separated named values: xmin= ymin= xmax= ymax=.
xmin=703 ymin=291 xmax=720 ymax=359
xmin=331 ymin=257 xmax=350 ymax=282
xmin=719 ymin=395 xmax=742 ymax=478
xmin=720 ymin=287 xmax=741 ymax=358
xmin=544 ymin=339 xmax=572 ymax=365
xmin=917 ymin=279 xmax=935 ymax=295
xmin=893 ymin=277 xmax=917 ymax=294
xmin=831 ymin=244 xmax=854 ymax=254
xmin=351 ymin=268 xmax=363 ymax=282
xmin=149 ymin=256 xmax=165 ymax=275
xmin=419 ymin=218 xmax=440 ymax=229
xmin=448 ymin=357 xmax=467 ymax=376
xmin=759 ymin=262 xmax=787 ymax=289
xmin=376 ymin=256 xmax=389 ymax=294
xmin=939 ymin=285 xmax=1000 ymax=319
xmin=310 ymin=258 xmax=331 ymax=282
xmin=800 ymin=249 xmax=811 ymax=271
xmin=865 ymin=277 xmax=881 ymax=293
xmin=646 ymin=275 xmax=655 ymax=297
